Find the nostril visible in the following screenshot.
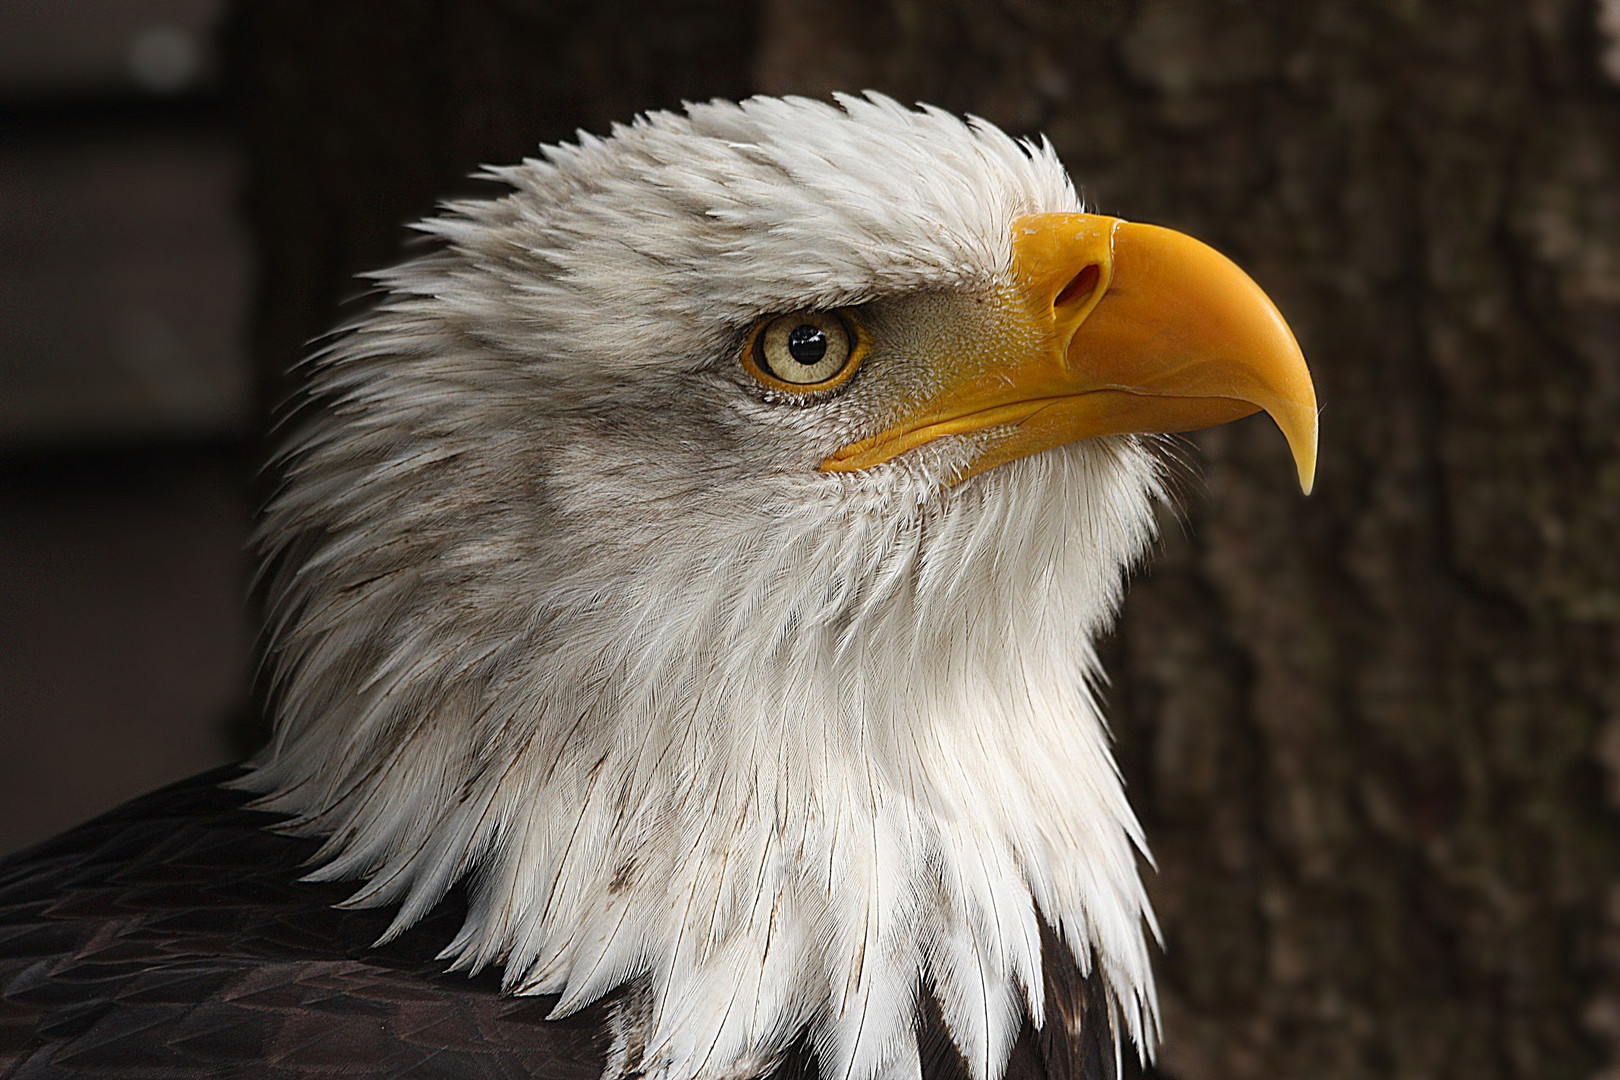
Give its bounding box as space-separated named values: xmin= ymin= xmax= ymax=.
xmin=1055 ymin=263 xmax=1102 ymax=312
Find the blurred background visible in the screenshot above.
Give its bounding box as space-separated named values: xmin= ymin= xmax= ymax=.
xmin=3 ymin=2 xmax=1619 ymax=1078
xmin=0 ymin=0 xmax=248 ymax=857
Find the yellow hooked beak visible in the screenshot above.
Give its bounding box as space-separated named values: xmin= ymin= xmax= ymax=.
xmin=820 ymin=213 xmax=1319 ymax=493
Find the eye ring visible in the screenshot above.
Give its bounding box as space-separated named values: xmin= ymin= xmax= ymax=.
xmin=742 ymin=309 xmax=866 ymax=394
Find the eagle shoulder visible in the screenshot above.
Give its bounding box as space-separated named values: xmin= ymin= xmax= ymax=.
xmin=0 ymin=769 xmax=609 ymax=1078
xmin=0 ymin=769 xmax=1123 ymax=1079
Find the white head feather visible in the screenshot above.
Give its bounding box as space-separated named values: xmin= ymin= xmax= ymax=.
xmin=243 ymin=93 xmax=1166 ymax=1080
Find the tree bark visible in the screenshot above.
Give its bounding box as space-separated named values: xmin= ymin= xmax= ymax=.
xmin=236 ymin=2 xmax=1620 ymax=1077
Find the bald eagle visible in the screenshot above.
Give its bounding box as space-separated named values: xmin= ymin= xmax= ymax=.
xmin=0 ymin=94 xmax=1314 ymax=1080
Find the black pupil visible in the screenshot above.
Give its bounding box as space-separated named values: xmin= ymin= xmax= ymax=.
xmin=786 ymin=324 xmax=828 ymax=366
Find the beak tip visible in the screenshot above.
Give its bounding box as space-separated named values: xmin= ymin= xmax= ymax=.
xmin=1290 ymin=411 xmax=1319 ymax=496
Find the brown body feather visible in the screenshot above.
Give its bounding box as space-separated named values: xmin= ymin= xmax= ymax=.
xmin=0 ymin=770 xmax=1120 ymax=1080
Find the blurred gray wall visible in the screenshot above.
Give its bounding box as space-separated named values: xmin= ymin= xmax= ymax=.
xmin=0 ymin=0 xmax=247 ymax=854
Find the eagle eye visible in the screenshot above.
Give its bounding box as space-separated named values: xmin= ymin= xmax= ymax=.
xmin=744 ymin=310 xmax=863 ymax=393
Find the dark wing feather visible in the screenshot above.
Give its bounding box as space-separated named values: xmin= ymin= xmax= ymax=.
xmin=912 ymin=922 xmax=1121 ymax=1080
xmin=0 ymin=768 xmax=610 ymax=1079
xmin=0 ymin=770 xmax=1125 ymax=1080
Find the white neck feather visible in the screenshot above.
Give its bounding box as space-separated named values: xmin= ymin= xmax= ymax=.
xmin=244 ymin=440 xmax=1164 ymax=1080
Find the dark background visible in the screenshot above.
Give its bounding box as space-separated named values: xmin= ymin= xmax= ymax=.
xmin=3 ymin=2 xmax=1620 ymax=1078
xmin=0 ymin=0 xmax=249 ymax=860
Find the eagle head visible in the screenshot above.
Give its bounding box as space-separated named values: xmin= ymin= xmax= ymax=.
xmin=243 ymin=94 xmax=1316 ymax=1080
